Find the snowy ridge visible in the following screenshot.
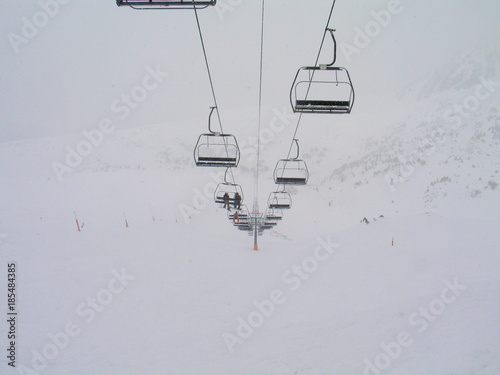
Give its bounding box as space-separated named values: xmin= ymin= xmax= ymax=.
xmin=321 ymin=86 xmax=499 ymax=212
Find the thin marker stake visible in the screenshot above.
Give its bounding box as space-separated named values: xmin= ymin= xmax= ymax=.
xmin=74 ymin=212 xmax=81 ymax=232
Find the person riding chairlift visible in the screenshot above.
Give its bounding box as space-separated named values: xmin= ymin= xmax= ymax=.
xmin=223 ymin=192 xmax=231 ymax=211
xmin=234 ymin=192 xmax=242 ymax=210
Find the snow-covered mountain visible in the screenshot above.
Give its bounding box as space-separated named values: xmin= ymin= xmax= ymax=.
xmin=1 ymin=0 xmax=499 ymax=374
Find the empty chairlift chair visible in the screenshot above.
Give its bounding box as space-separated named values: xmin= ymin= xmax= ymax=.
xmin=264 ymin=207 xmax=283 ymax=222
xmin=273 ymin=139 xmax=309 ymax=185
xmin=116 ymin=0 xmax=217 ymax=9
xmin=267 ymin=191 xmax=292 ymax=210
xmin=194 ymin=107 xmax=240 ymax=168
xmin=290 ymin=29 xmax=354 ymax=114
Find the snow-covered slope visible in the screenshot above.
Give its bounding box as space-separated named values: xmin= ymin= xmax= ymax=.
xmin=1 ymin=68 xmax=499 ymax=375
xmin=1 ymin=0 xmax=499 ymax=374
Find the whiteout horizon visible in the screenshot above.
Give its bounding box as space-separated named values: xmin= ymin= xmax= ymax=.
xmin=443 ymin=76 xmax=500 ymax=127
xmin=8 ymin=0 xmax=72 ymax=54
xmin=51 ymin=65 xmax=169 ymax=182
xmin=340 ymin=0 xmax=403 ymax=63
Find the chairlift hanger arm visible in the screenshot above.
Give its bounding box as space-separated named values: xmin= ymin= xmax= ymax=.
xmin=208 ymin=106 xmax=217 ymax=134
xmin=293 ymin=139 xmax=300 ymax=160
xmin=323 ymin=28 xmax=337 ymax=67
xmin=223 ymin=167 xmax=231 ymax=183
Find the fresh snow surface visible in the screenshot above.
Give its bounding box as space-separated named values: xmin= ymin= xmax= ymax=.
xmin=1 ymin=0 xmax=499 ymax=374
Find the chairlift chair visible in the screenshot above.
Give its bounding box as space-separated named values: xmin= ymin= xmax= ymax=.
xmin=262 ymin=219 xmax=278 ymax=227
xmin=228 ymin=205 xmax=249 ymax=222
xmin=194 ymin=107 xmax=240 ymax=168
xmin=273 ymin=139 xmax=309 ymax=185
xmin=214 ymin=168 xmax=243 ymax=209
xmin=116 ymin=0 xmax=216 ymax=9
xmin=264 ymin=207 xmax=283 ymax=221
xmin=237 ymin=224 xmax=253 ymax=231
xmin=259 ymin=223 xmax=275 ymax=230
xmin=267 ymin=190 xmax=292 ymax=210
xmin=231 ymin=217 xmax=250 ymax=226
xmin=290 ymin=29 xmax=354 ymax=114
xmin=274 ymin=160 xmax=309 ymax=185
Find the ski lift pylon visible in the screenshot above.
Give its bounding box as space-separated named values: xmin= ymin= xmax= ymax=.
xmin=116 ymin=0 xmax=216 ymax=9
xmin=290 ymin=29 xmax=354 ymax=114
xmin=273 ymin=139 xmax=309 ymax=185
xmin=194 ymin=107 xmax=240 ymax=168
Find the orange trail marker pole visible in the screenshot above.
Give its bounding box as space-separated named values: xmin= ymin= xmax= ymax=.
xmin=74 ymin=212 xmax=81 ymax=232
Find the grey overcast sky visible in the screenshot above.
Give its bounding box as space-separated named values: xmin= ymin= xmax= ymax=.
xmin=1 ymin=0 xmax=498 ymax=143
